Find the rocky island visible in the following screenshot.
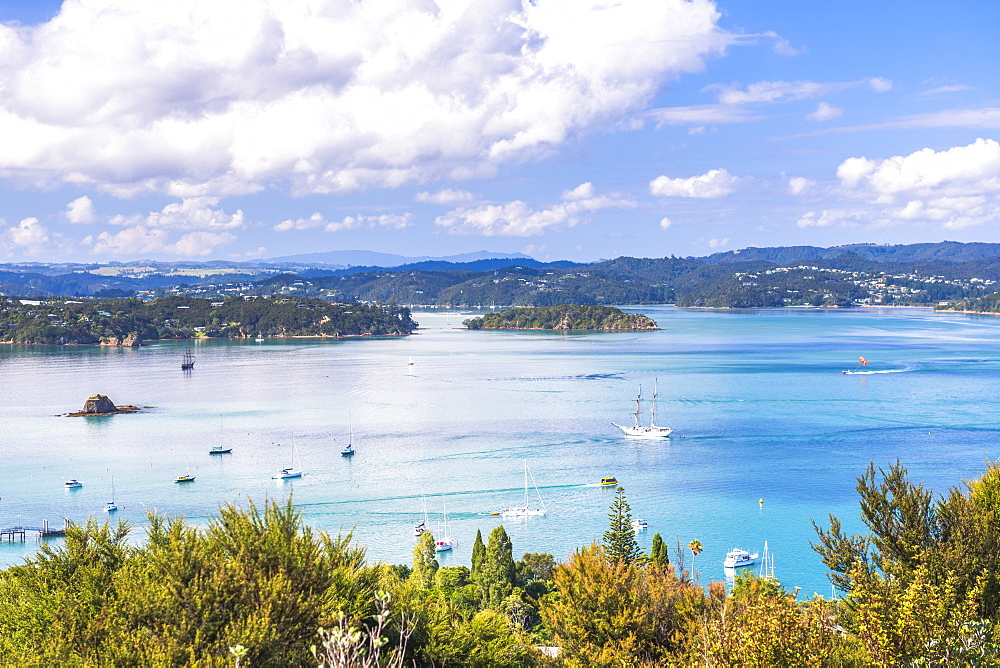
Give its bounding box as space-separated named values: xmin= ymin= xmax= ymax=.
xmin=463 ymin=305 xmax=658 ymax=331
xmin=66 ymin=394 xmax=143 ymax=417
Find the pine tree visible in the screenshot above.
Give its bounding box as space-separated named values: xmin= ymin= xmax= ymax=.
xmin=478 ymin=525 xmax=516 ymax=608
xmin=471 ymin=528 xmax=485 ymax=577
xmin=650 ymin=532 xmax=669 ymax=567
xmin=410 ymin=531 xmax=438 ymax=589
xmin=603 ymin=486 xmax=643 ymax=564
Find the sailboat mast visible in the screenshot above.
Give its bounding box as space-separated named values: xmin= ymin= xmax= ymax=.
xmin=523 ymin=461 xmax=529 ymax=506
xmin=650 ymin=380 xmax=658 ymax=426
xmin=632 ymin=385 xmax=642 ymax=428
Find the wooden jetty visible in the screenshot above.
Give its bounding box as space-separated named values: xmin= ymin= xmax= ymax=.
xmin=0 ymin=518 xmax=69 ymax=540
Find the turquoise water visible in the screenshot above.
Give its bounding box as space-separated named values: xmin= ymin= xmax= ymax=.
xmin=1 ymin=305 xmax=999 ymax=596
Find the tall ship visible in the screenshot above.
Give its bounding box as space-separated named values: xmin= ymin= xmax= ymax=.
xmin=612 ymin=380 xmax=673 ymax=438
xmin=181 ymin=350 xmax=195 ymax=370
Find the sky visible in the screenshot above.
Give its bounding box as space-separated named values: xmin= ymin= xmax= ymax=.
xmin=0 ymin=0 xmax=998 ymax=263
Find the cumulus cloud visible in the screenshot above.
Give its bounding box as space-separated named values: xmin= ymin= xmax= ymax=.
xmin=274 ymin=212 xmax=412 ymax=232
xmin=65 ymin=195 xmax=96 ymax=224
xmin=415 ymin=189 xmax=474 ymax=204
xmin=806 ymin=102 xmax=843 ymax=122
xmin=435 ymin=183 xmax=634 ymax=236
xmin=803 ymin=138 xmax=1000 ymax=230
xmin=659 ymin=216 xmax=673 ymax=230
xmin=649 ymin=168 xmax=738 ymax=198
xmin=0 ymin=0 xmax=731 ymax=198
xmin=2 ymin=217 xmax=50 ymax=254
xmin=788 ymin=176 xmax=815 ymax=195
xmin=87 ymin=225 xmax=235 ymax=257
xmin=708 ymin=237 xmax=729 ymax=248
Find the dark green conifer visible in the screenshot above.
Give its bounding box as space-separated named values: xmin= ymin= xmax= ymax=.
xmin=650 ymin=532 xmax=669 ymax=567
xmin=410 ymin=531 xmax=438 ymax=589
xmin=603 ymin=486 xmax=643 ymax=564
xmin=479 ymin=525 xmax=516 ymax=608
xmin=471 ymin=528 xmax=486 ymax=577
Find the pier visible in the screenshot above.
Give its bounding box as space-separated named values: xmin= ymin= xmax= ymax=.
xmin=0 ymin=518 xmax=70 ymax=540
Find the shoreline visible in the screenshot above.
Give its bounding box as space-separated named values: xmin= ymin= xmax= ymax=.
xmin=0 ymin=331 xmax=415 ymax=346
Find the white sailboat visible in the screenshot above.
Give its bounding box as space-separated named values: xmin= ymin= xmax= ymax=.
xmin=434 ymin=502 xmax=454 ymax=552
xmin=104 ymin=476 xmax=118 ymax=512
xmin=414 ymin=495 xmax=430 ymax=537
xmin=758 ymin=541 xmax=775 ymax=580
xmin=501 ymin=461 xmax=547 ymax=518
xmin=341 ymin=419 xmax=355 ymax=456
xmin=612 ymin=380 xmax=673 ymax=438
xmin=274 ymin=442 xmax=303 ymax=479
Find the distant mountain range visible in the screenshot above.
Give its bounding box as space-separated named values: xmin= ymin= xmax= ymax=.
xmin=267 ymin=249 xmax=532 ymax=267
xmin=6 ymin=241 xmax=1000 ymax=298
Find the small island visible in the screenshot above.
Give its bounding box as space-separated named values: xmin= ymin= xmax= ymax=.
xmin=463 ymin=305 xmax=658 ymax=331
xmin=66 ymin=394 xmax=143 ymax=417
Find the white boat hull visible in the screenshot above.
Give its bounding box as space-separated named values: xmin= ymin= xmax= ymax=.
xmin=613 ymin=423 xmax=673 ymax=438
xmin=723 ymin=548 xmax=758 ymax=568
xmin=434 ymin=539 xmax=453 ymax=552
xmin=501 ymin=507 xmax=546 ymax=518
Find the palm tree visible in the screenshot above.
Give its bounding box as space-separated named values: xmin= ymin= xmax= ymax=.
xmin=688 ymin=539 xmax=703 ymax=579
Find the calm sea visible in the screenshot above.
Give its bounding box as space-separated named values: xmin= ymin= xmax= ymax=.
xmin=1 ymin=305 xmax=998 ymax=596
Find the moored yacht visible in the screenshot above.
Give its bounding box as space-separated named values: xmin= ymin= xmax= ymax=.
xmin=723 ymin=547 xmax=758 ymax=568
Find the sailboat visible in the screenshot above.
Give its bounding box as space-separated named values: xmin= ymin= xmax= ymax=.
xmin=612 ymin=380 xmax=673 ymax=438
xmin=758 ymin=541 xmax=776 ymax=580
xmin=500 ymin=461 xmax=547 ymax=518
xmin=181 ymin=350 xmax=195 ymax=370
xmin=274 ymin=442 xmax=303 ymax=479
xmin=210 ymin=417 xmax=232 ymax=454
xmin=341 ymin=420 xmax=355 ymax=456
xmin=434 ymin=503 xmax=454 ymax=552
xmin=414 ymin=495 xmax=430 ymax=537
xmin=104 ymin=476 xmax=118 ymax=512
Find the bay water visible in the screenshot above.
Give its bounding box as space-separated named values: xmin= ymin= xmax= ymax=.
xmin=1 ymin=305 xmax=999 ymax=596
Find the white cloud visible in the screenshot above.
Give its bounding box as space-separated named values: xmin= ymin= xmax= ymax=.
xmin=65 ymin=195 xmax=96 ymax=224
xmin=415 ymin=189 xmax=474 ymax=204
xmin=867 ymin=77 xmax=893 ymax=92
xmin=3 ymin=217 xmax=50 ymax=253
xmin=275 ymin=212 xmax=412 ymax=232
xmin=708 ymin=237 xmax=729 ymax=248
xmin=86 ymin=225 xmax=236 ymax=257
xmin=806 ymin=102 xmax=843 ymax=122
xmin=0 ymin=0 xmax=732 ymax=197
xmin=788 ymin=176 xmax=815 ymax=195
xmin=645 ymin=104 xmax=759 ymax=127
xmin=806 ymin=138 xmax=1000 ymax=230
xmin=919 ymin=84 xmax=972 ymax=96
xmin=709 ymin=80 xmax=852 ymax=105
xmin=659 ymin=216 xmax=673 ymax=230
xmin=650 ymin=168 xmax=738 ymax=198
xmin=435 ymin=184 xmax=634 ymax=236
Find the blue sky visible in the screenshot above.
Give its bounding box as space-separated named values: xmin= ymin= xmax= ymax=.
xmin=0 ymin=0 xmax=998 ymax=263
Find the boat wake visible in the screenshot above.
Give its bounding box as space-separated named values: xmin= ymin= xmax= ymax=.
xmin=842 ymin=368 xmax=908 ymax=375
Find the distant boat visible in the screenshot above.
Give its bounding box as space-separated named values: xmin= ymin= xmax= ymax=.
xmin=631 ymin=518 xmax=648 ymax=532
xmin=341 ymin=420 xmax=355 ymax=456
xmin=209 ymin=445 xmax=232 ymax=454
xmin=723 ymin=547 xmax=758 ymax=568
xmin=255 ymin=333 xmax=264 ymax=342
xmin=407 ymin=355 xmax=415 ymax=366
xmin=181 ymin=350 xmax=195 ymax=370
xmin=414 ymin=495 xmax=430 ymax=537
xmin=175 ymin=473 xmax=195 ymax=483
xmin=600 ymin=476 xmax=618 ymax=486
xmin=274 ymin=442 xmax=303 ymax=479
xmin=500 ymin=461 xmax=546 ymax=518
xmin=612 ymin=380 xmax=673 ymax=438
xmin=434 ymin=503 xmax=454 ymax=552
xmin=65 ymin=479 xmax=82 ymax=489
xmin=104 ymin=476 xmax=118 ymax=512
xmin=758 ymin=541 xmax=775 ymax=580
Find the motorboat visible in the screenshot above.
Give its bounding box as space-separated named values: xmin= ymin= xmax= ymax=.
xmin=600 ymin=476 xmax=618 ymax=486
xmin=632 ymin=518 xmax=648 ymax=532
xmin=175 ymin=473 xmax=196 ymax=483
xmin=723 ymin=547 xmax=758 ymax=568
xmin=612 ymin=380 xmax=673 ymax=438
xmin=65 ymin=479 xmax=83 ymax=488
xmin=209 ymin=445 xmax=232 ymax=454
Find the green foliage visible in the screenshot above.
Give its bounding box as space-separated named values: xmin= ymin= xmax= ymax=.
xmin=409 ymin=532 xmax=438 ymax=589
xmin=0 ymin=295 xmax=416 ymax=344
xmin=603 ymin=486 xmax=643 ymax=565
xmin=464 ymin=304 xmax=656 ymax=331
xmin=0 ymin=498 xmax=381 ymax=665
xmin=471 ymin=528 xmax=486 ymax=577
xmin=434 ymin=566 xmax=470 ymax=589
xmin=478 ymin=526 xmax=516 ymax=608
xmin=650 ymin=532 xmax=670 ymax=567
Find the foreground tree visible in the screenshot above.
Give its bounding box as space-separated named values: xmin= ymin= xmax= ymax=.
xmin=603 ymin=486 xmax=643 ymax=564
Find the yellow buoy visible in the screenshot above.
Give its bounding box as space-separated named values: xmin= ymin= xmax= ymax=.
xmin=759 ymin=498 xmax=764 ymax=505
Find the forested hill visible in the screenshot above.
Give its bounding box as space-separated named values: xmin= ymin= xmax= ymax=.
xmin=0 ymin=296 xmax=416 ymax=345
xmin=463 ymin=305 xmax=658 ymax=331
